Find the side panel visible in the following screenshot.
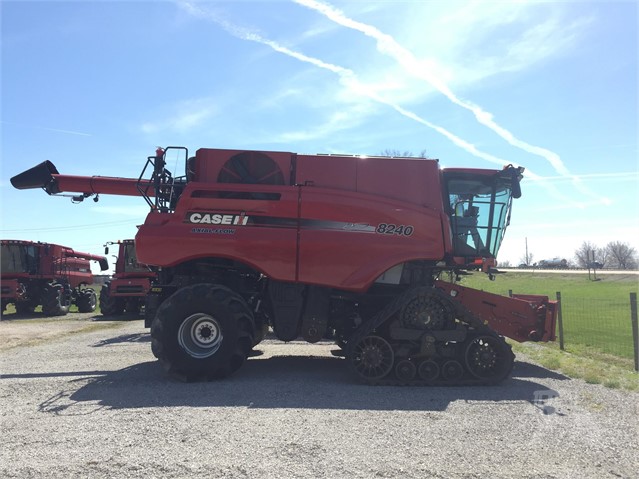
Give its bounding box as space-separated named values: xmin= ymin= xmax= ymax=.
xmin=135 ymin=183 xmax=300 ymax=282
xmin=0 ymin=279 xmax=19 ymax=300
xmin=298 ymin=188 xmax=445 ymax=291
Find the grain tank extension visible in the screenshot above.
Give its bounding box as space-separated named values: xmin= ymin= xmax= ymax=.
xmin=11 ymin=147 xmax=557 ymax=384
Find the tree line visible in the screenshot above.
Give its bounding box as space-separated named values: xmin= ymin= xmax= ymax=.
xmin=512 ymin=241 xmax=638 ymax=270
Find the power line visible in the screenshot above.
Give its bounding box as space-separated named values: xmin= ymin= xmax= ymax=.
xmin=1 ymin=219 xmax=139 ymax=233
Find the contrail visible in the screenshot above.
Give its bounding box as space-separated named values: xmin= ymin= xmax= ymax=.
xmin=0 ymin=120 xmax=91 ymax=137
xmin=178 ymin=1 xmax=511 ymax=169
xmin=176 ymin=1 xmax=585 ymax=207
xmin=293 ymin=0 xmax=610 ymax=205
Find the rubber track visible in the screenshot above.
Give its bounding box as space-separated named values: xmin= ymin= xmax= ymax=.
xmin=345 ymin=285 xmax=514 ymax=386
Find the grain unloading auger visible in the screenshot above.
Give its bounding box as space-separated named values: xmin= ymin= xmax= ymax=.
xmin=12 ymin=146 xmax=557 ymax=384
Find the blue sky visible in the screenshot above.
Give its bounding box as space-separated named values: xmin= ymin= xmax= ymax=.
xmin=1 ymin=0 xmax=637 ymax=273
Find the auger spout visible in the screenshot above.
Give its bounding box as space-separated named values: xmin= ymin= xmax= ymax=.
xmin=11 ymin=161 xmax=150 ymax=198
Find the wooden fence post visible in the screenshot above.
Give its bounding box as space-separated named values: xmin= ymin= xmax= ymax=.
xmin=631 ymin=292 xmax=638 ymax=372
xmin=556 ymin=291 xmax=564 ymax=351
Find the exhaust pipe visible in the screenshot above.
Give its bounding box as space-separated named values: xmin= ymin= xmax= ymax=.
xmin=10 ymin=161 xmax=60 ymax=194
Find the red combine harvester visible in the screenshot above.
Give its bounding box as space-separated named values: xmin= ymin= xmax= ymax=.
xmin=1 ymin=240 xmax=108 ymax=316
xmin=11 ymin=147 xmax=557 ymax=384
xmin=100 ymin=239 xmax=156 ymax=316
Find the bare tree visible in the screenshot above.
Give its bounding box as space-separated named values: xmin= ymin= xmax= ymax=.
xmin=574 ymin=241 xmax=602 ymax=268
xmin=606 ymin=241 xmax=637 ymax=270
xmin=380 ymin=149 xmax=428 ymax=158
xmin=519 ymin=251 xmax=534 ymax=267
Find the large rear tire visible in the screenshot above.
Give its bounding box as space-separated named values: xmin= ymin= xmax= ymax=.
xmin=150 ymin=284 xmax=255 ymax=380
xmin=42 ymin=283 xmax=71 ymax=316
xmin=77 ymin=288 xmax=97 ymax=313
xmin=99 ymin=284 xmax=125 ymax=316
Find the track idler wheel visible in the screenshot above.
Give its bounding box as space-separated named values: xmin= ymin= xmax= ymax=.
xmin=417 ymin=360 xmax=440 ymax=382
xmin=464 ymin=335 xmax=514 ymax=384
xmin=350 ymin=335 xmax=394 ymax=381
xmin=394 ymin=360 xmax=417 ymax=382
xmin=441 ymin=360 xmax=464 ymax=381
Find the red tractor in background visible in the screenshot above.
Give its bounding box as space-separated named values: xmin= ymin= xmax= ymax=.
xmin=11 ymin=146 xmax=558 ymax=385
xmin=100 ymin=239 xmax=156 ymax=316
xmin=1 ymin=240 xmax=108 ymax=316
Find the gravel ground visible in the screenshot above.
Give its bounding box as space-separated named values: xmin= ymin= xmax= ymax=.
xmin=1 ymin=315 xmax=638 ymax=479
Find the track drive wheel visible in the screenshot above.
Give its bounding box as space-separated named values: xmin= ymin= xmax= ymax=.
xmin=77 ymin=288 xmax=97 ymax=313
xmin=42 ymin=283 xmax=71 ymax=316
xmin=99 ymin=284 xmax=125 ymax=316
xmin=464 ymin=334 xmax=514 ymax=384
xmin=150 ymin=284 xmax=255 ymax=381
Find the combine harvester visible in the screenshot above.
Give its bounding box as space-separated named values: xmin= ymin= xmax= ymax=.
xmin=100 ymin=240 xmax=156 ymax=316
xmin=11 ymin=146 xmax=557 ymax=384
xmin=1 ymin=240 xmax=108 ymax=316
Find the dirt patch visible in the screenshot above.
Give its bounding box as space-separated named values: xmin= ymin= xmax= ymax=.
xmin=0 ymin=312 xmax=121 ymax=350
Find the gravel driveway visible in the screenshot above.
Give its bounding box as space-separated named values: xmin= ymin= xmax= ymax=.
xmin=1 ymin=316 xmax=637 ymax=479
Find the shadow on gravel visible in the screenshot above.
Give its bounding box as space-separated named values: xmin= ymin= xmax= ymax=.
xmin=513 ymin=361 xmax=569 ymax=381
xmin=93 ymin=313 xmax=143 ymax=322
xmin=92 ymin=333 xmax=151 ymax=347
xmin=28 ymin=356 xmax=563 ymax=414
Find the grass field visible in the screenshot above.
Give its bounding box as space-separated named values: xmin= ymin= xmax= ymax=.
xmin=454 ymin=271 xmax=639 ymax=362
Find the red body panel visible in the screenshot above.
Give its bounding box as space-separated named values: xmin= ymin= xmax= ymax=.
xmin=108 ymin=277 xmax=152 ymax=297
xmin=136 ymin=183 xmax=300 ymax=282
xmin=0 ymin=279 xmax=20 ymax=300
xmin=297 ymin=188 xmax=445 ymax=290
xmin=135 ymin=151 xmax=451 ymax=291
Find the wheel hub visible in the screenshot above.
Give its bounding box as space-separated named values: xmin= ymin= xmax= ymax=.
xmin=464 ymin=336 xmax=506 ymax=379
xmin=178 ymin=313 xmax=223 ymax=359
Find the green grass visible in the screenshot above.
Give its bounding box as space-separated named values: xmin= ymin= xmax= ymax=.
xmin=509 ymin=341 xmax=639 ymax=391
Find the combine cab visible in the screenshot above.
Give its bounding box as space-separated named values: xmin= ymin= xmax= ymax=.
xmin=11 ymin=146 xmax=558 ymax=384
xmin=100 ymin=240 xmax=156 ymax=316
xmin=1 ymin=240 xmax=108 ymax=316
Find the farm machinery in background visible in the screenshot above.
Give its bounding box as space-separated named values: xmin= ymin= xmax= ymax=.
xmin=1 ymin=240 xmax=108 ymax=316
xmin=11 ymin=146 xmax=558 ymax=385
xmin=100 ymin=240 xmax=156 ymax=316
xmin=537 ymin=258 xmax=569 ymax=269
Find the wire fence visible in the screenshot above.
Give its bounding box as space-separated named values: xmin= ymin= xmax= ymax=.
xmin=549 ymin=292 xmax=638 ymax=370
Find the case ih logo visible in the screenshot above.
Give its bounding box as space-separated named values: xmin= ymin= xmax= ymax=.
xmin=187 ymin=212 xmax=250 ymax=226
